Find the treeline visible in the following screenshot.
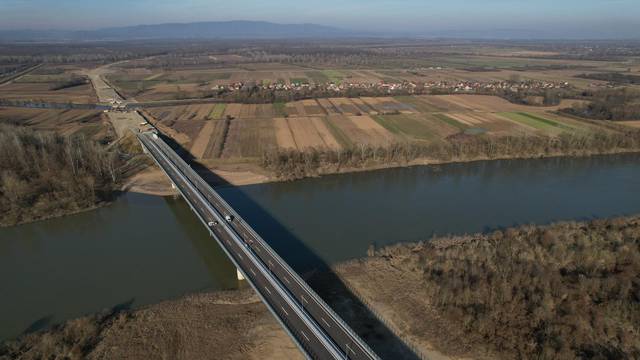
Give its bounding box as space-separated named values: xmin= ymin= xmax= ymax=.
xmin=390 ymin=216 xmax=640 ymax=358
xmin=49 ymin=75 xmax=89 ymax=91
xmin=497 ymin=89 xmax=563 ymax=106
xmin=563 ymin=88 xmax=640 ymax=121
xmin=576 ymin=72 xmax=640 ymax=85
xmin=0 ymin=125 xmax=122 ymax=226
xmin=261 ymin=131 xmax=640 ymax=180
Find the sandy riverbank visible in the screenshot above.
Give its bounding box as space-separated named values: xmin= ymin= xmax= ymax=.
xmin=125 ymin=148 xmax=640 ymax=196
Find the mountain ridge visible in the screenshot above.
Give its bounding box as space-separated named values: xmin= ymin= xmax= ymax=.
xmin=0 ymin=20 xmax=364 ymax=41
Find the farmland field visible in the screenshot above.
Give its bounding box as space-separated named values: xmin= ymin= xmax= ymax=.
xmin=498 ymin=112 xmax=575 ymax=134
xmin=373 ymin=114 xmax=438 ymax=141
xmin=208 ymin=103 xmax=226 ymax=119
xmin=0 ymin=107 xmax=110 ymax=139
xmin=143 ymin=95 xmax=619 ymax=162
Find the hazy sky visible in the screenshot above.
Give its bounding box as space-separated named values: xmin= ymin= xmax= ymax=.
xmin=0 ymin=0 xmax=638 ymax=38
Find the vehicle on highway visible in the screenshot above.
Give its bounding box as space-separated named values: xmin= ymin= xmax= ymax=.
xmin=225 ymin=215 xmax=234 ymax=222
xmin=208 ymin=221 xmax=218 ymax=227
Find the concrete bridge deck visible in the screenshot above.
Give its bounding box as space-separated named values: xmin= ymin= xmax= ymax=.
xmin=138 ymin=131 xmax=379 ymax=360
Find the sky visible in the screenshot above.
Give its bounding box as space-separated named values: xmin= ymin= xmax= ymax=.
xmin=0 ymin=0 xmax=638 ymax=38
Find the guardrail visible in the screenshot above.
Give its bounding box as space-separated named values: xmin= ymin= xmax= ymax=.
xmin=138 ymin=133 xmax=357 ymax=360
xmin=150 ymin=135 xmax=380 ymax=360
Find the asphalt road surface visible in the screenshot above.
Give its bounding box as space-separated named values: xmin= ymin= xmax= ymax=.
xmin=138 ymin=132 xmax=380 ymax=360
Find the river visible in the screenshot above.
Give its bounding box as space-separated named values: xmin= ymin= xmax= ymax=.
xmin=1 ymin=153 xmax=640 ymax=340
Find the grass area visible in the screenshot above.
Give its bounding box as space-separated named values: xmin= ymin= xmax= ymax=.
xmin=432 ymin=113 xmax=468 ymax=131
xmin=322 ymin=70 xmax=344 ymax=83
xmin=303 ymin=71 xmax=328 ymax=84
xmin=431 ymin=55 xmax=542 ymax=69
xmin=71 ymin=123 xmax=104 ymax=138
xmin=290 ymin=77 xmax=309 ymax=85
xmin=394 ymin=96 xmax=440 ymax=113
xmin=15 ymin=74 xmax=72 ymax=83
xmin=303 ymin=70 xmax=344 ymax=84
xmin=154 ymin=72 xmax=231 ymax=84
xmin=208 ymin=103 xmax=227 ymax=120
xmin=373 ymin=114 xmax=435 ymax=140
xmin=322 ymin=117 xmax=353 ymax=147
xmin=144 ymin=73 xmax=164 ymax=81
xmin=371 ymin=115 xmax=403 ymax=135
xmin=273 ymin=102 xmax=288 ymax=117
xmin=500 ymin=112 xmax=573 ymax=131
xmin=378 ymin=70 xmax=405 ymax=79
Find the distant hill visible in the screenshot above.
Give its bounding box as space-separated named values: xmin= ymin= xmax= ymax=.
xmin=0 ymin=21 xmax=363 ymax=41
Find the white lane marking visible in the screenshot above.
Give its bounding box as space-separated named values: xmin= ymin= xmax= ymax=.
xmin=147 ymin=137 xmax=367 ymax=359
xmin=283 ymin=276 xmax=290 ymax=284
xmin=281 ymin=306 xmax=289 ymax=316
xmin=321 ymin=317 xmax=331 ymax=328
xmin=250 ymin=268 xmax=256 ymax=276
xmin=301 ymin=330 xmax=310 ymax=342
xmin=264 ymin=286 xmax=271 ymax=295
xmin=346 ymin=343 xmax=355 ymax=356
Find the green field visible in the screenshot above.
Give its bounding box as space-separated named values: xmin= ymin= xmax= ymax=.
xmin=208 ymin=103 xmax=227 ymax=120
xmin=15 ymin=74 xmax=76 ymax=83
xmin=394 ymin=96 xmax=441 ymax=113
xmin=305 ymin=71 xmax=329 ymax=84
xmin=156 ymin=72 xmax=231 ymax=84
xmin=432 ymin=113 xmax=468 ymax=131
xmin=290 ymin=77 xmax=309 ymax=85
xmin=373 ymin=114 xmax=435 ymax=140
xmin=499 ymin=112 xmax=573 ymax=131
xmin=322 ymin=70 xmax=344 ymax=83
xmin=323 ymin=117 xmax=353 ymax=147
xmin=273 ymin=102 xmax=287 ymax=117
xmin=144 ymin=73 xmax=165 ymax=81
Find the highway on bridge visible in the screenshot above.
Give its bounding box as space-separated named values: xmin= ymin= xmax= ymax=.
xmin=138 ymin=131 xmax=380 ymax=360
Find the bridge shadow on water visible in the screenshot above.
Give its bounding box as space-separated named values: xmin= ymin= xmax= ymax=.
xmin=161 ymin=134 xmax=421 ymax=359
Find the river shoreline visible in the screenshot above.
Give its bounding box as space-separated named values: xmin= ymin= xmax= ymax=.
xmin=5 ymin=215 xmax=638 ymax=359
xmin=127 ymin=147 xmax=640 ymax=196
xmin=0 ymin=201 xmax=111 ymax=229
xmin=4 ymin=149 xmax=639 ymax=229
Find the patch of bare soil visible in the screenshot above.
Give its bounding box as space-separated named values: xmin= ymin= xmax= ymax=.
xmin=123 ymin=167 xmax=175 ymax=196
xmin=0 ymin=290 xmax=302 ymax=360
xmin=207 ymin=167 xmax=269 ymax=187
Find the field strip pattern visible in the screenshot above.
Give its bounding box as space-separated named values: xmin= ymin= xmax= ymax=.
xmin=190 ymin=120 xmax=217 ymax=158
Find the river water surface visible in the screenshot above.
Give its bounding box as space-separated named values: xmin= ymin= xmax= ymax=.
xmin=2 ymin=154 xmax=640 ymax=340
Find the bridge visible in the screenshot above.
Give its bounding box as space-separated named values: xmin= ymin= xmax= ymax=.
xmin=137 ymin=131 xmax=380 ymax=360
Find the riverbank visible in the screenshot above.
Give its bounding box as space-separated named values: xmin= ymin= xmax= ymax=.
xmin=125 ymin=146 xmax=640 ymax=196
xmin=334 ymin=215 xmax=640 ymax=359
xmin=5 ymin=215 xmax=638 ymax=359
xmin=0 ymin=289 xmax=302 ymax=360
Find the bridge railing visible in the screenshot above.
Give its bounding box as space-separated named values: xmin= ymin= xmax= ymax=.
xmin=140 ymin=133 xmax=361 ymax=359
xmin=149 ymin=134 xmax=380 ymax=360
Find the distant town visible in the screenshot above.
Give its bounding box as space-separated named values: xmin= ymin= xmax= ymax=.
xmin=212 ymin=79 xmax=573 ymax=96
